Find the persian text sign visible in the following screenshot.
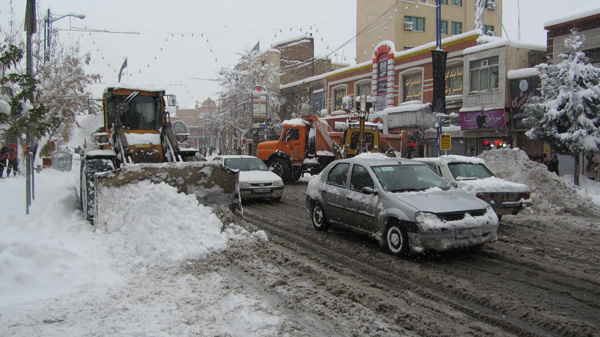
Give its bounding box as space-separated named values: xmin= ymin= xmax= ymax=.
xmin=460 ymin=109 xmax=506 ymax=130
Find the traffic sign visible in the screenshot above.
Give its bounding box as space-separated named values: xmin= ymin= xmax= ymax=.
xmin=440 ymin=134 xmax=451 ymax=150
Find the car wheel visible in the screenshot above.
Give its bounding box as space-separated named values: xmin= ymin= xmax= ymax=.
xmin=384 ymin=221 xmax=409 ymax=256
xmin=311 ymin=202 xmax=330 ymax=231
xmin=269 ymin=158 xmax=292 ymax=183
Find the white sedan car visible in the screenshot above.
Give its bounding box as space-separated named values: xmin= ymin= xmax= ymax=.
xmin=213 ymin=155 xmax=284 ymax=202
xmin=414 ymin=156 xmax=532 ymax=219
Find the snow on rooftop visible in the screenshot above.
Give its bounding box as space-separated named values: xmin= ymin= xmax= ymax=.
xmin=464 ymin=38 xmax=546 ymax=55
xmin=283 ymin=118 xmax=308 ymax=127
xmin=507 ymin=68 xmax=541 ymax=79
xmin=272 ymin=34 xmax=313 ymax=48
xmin=383 ymin=102 xmax=431 ymax=114
xmin=103 ymin=82 xmax=166 ymax=93
xmin=544 ymin=4 xmax=600 ymax=28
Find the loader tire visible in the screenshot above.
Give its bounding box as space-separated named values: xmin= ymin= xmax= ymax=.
xmin=80 ymin=158 xmax=114 ymax=224
xmin=270 ymin=158 xmax=293 ymax=183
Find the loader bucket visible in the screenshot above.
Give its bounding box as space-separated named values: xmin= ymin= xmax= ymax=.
xmin=94 ymin=162 xmax=240 ymax=213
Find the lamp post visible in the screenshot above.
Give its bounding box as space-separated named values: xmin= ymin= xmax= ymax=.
xmin=44 ymin=8 xmax=85 ymax=60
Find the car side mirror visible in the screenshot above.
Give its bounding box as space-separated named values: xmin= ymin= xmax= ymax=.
xmin=361 ymin=186 xmax=378 ymax=195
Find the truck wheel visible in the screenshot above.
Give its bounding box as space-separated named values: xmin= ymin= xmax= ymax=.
xmin=270 ymin=158 xmax=292 ymax=183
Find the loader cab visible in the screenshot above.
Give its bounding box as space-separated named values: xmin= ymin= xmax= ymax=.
xmin=105 ymin=93 xmax=163 ymax=131
xmin=104 ymin=90 xmax=164 ymax=131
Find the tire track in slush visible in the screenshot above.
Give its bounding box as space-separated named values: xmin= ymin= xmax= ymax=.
xmin=242 ymin=207 xmax=553 ymax=336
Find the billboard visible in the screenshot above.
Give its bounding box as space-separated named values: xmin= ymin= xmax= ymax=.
xmin=460 ymin=109 xmax=506 ymax=130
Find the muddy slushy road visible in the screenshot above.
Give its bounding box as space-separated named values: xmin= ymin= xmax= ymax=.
xmin=207 ymin=181 xmax=600 ymax=336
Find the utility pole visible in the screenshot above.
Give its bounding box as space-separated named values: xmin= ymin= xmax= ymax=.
xmin=25 ymin=0 xmax=36 ymax=214
xmin=431 ymin=0 xmax=447 ymax=157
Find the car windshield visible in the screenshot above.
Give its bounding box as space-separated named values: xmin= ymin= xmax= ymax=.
xmin=223 ymin=157 xmax=269 ymax=171
xmin=448 ymin=162 xmax=494 ymax=180
xmin=372 ymin=164 xmax=450 ymax=192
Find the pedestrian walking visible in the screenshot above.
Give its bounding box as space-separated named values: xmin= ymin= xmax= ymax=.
xmin=6 ymin=144 xmax=18 ymax=177
xmin=547 ymin=153 xmax=559 ymax=175
xmin=0 ymin=146 xmax=8 ymax=178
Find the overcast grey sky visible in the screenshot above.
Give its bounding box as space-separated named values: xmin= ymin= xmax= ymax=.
xmin=0 ymin=0 xmax=594 ymax=108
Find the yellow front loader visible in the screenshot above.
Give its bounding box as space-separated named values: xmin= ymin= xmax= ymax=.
xmin=80 ymin=85 xmax=239 ymax=224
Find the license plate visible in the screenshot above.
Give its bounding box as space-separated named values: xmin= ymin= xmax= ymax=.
xmin=253 ymin=188 xmax=271 ymax=193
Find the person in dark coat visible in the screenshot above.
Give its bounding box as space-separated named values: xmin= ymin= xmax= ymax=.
xmin=0 ymin=146 xmax=8 ymax=178
xmin=547 ymin=153 xmax=559 ymax=175
xmin=6 ymin=145 xmax=18 ymax=176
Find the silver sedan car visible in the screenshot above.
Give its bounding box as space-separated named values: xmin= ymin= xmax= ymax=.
xmin=305 ymin=156 xmax=499 ymax=255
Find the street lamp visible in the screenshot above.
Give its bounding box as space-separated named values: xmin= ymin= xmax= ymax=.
xmin=44 ymin=8 xmax=85 ymax=60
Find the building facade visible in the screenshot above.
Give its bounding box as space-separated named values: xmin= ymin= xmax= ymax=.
xmin=356 ymin=0 xmax=502 ymax=63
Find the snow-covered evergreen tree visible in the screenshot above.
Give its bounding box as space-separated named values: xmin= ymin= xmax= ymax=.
xmin=525 ymin=31 xmax=600 ymax=185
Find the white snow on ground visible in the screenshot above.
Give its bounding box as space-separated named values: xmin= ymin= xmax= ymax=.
xmin=1 ymin=113 xmax=600 ymax=335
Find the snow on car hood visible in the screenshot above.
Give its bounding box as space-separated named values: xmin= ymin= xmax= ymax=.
xmin=457 ymin=176 xmax=530 ymax=193
xmin=239 ymin=170 xmax=282 ymax=184
xmin=390 ymin=189 xmax=489 ymax=213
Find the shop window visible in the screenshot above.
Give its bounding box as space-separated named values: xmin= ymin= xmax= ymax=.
xmin=403 ymin=73 xmax=423 ymax=102
xmin=356 ymin=81 xmax=371 ymax=99
xmin=445 ymin=63 xmax=463 ymax=96
xmin=333 ymin=87 xmax=347 ymax=111
xmin=470 ymin=56 xmax=499 ymax=91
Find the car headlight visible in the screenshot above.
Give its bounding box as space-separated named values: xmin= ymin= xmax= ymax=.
xmin=485 ymin=205 xmax=494 ymax=214
xmin=272 ymin=179 xmax=284 ymax=187
xmin=415 ymin=211 xmax=438 ymax=223
xmin=239 ymin=182 xmax=251 ymax=188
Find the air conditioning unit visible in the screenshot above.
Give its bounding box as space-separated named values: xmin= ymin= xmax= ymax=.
xmin=486 ymin=0 xmax=497 ymax=10
xmin=404 ymin=22 xmax=414 ymax=31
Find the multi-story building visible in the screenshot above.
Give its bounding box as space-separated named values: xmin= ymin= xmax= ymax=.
xmin=356 ymin=0 xmax=502 ymax=63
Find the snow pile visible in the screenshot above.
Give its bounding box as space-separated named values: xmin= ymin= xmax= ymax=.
xmin=480 ymin=148 xmax=600 ymax=217
xmin=96 ymin=180 xmax=229 ymax=271
xmin=0 ymin=166 xmax=267 ymax=308
xmin=0 ymin=170 xmax=112 ymax=306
